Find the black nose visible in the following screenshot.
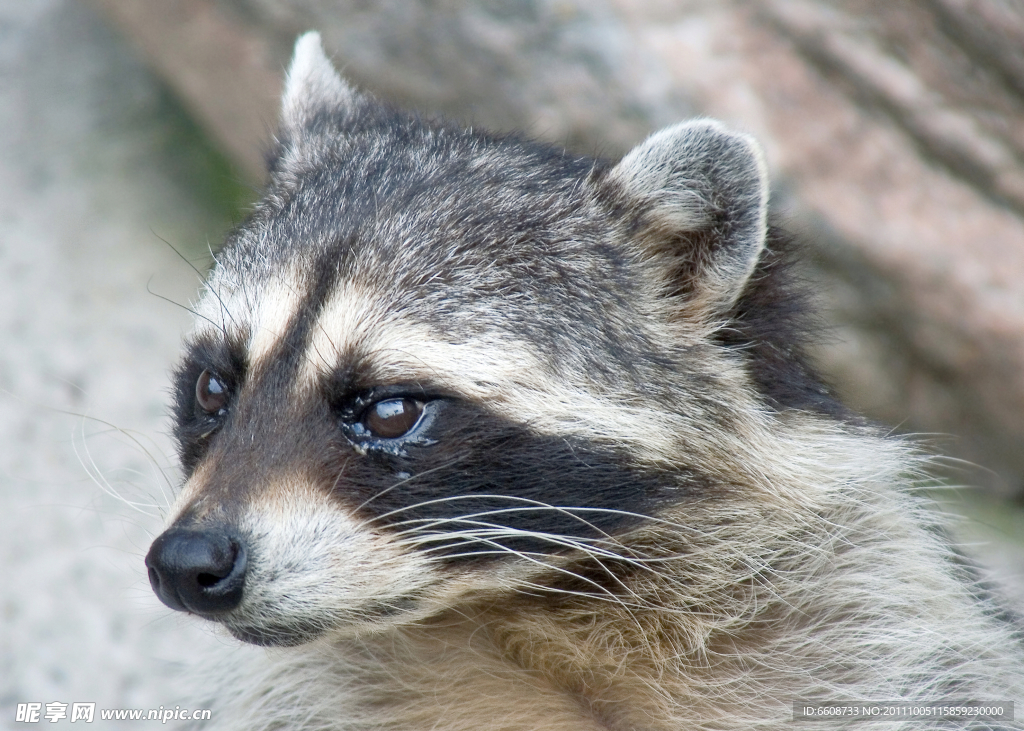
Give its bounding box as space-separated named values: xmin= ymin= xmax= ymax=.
xmin=145 ymin=527 xmax=246 ymax=614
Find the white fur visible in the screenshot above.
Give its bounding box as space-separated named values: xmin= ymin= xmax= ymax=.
xmin=232 ymin=482 xmax=443 ymax=637
xmin=281 ymin=32 xmax=355 ymax=136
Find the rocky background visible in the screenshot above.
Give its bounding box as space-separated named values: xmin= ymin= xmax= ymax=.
xmin=1 ymin=0 xmax=1022 ymax=726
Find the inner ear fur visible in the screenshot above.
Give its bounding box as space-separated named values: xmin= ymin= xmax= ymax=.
xmin=280 ymin=32 xmax=358 ymax=137
xmin=607 ymin=120 xmax=769 ymax=319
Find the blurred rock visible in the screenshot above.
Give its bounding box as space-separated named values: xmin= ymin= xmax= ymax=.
xmin=92 ymin=0 xmax=1024 ymax=497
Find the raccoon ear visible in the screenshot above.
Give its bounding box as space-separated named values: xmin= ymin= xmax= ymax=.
xmin=280 ymin=32 xmax=357 ymax=136
xmin=608 ymin=120 xmax=768 ymax=318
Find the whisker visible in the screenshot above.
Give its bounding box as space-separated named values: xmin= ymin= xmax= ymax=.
xmin=391 ymin=514 xmax=635 ymax=559
xmin=150 ymin=230 xmax=234 ymax=339
xmin=71 ymin=419 xmax=169 ymax=516
xmin=351 ymin=460 xmax=465 ymax=514
xmin=365 ymin=492 xmax=697 ymax=536
xmin=397 ymin=521 xmax=678 ymax=584
xmin=403 ymin=530 xmax=649 ymax=609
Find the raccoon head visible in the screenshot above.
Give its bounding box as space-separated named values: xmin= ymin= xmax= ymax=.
xmin=146 ymin=33 xmax=817 ymax=647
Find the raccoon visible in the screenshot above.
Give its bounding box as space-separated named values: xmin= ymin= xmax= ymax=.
xmin=145 ymin=32 xmax=1024 ymax=731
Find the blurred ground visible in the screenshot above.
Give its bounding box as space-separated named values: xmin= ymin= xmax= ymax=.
xmin=0 ymin=0 xmax=247 ymax=725
xmin=0 ymin=0 xmax=1022 ymax=727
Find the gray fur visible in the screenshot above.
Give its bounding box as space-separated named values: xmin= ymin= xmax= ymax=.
xmin=607 ymin=118 xmax=768 ymax=314
xmin=155 ymin=33 xmax=1024 ymax=730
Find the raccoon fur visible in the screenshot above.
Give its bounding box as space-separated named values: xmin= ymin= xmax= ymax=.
xmin=145 ymin=32 xmax=1024 ymax=730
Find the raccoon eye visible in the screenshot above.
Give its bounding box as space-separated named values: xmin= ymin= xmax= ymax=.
xmin=196 ymin=370 xmax=229 ymax=414
xmin=362 ymin=398 xmax=423 ymax=439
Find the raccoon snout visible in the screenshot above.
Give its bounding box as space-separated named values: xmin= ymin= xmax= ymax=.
xmin=146 ymin=527 xmax=247 ymax=615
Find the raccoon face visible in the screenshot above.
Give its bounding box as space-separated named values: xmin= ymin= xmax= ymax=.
xmin=145 ymin=33 xmax=803 ymax=647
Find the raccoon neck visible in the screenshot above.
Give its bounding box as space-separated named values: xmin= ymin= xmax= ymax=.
xmin=325 ymin=602 xmax=690 ymax=731
xmin=350 ymin=589 xmax=792 ymax=731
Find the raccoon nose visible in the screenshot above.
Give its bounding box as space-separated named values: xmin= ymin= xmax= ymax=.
xmin=145 ymin=527 xmax=246 ymax=614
